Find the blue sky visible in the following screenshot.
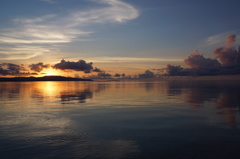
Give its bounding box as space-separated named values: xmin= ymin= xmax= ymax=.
xmin=0 ymin=0 xmax=240 ymax=74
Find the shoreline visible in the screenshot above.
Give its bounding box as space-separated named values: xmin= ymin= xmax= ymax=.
xmin=1 ymin=75 xmax=240 ymax=82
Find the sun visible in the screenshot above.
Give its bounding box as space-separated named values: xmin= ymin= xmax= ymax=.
xmin=43 ymin=68 xmax=60 ymax=76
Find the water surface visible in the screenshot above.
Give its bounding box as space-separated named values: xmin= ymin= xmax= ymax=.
xmin=1 ymin=80 xmax=240 ymax=159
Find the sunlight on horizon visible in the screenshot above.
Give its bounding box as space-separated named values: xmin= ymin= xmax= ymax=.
xmin=41 ymin=68 xmax=61 ymax=76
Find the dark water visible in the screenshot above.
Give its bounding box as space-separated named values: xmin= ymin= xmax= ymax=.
xmin=1 ymin=80 xmax=240 ymax=159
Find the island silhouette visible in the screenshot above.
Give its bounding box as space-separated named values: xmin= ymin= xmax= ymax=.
xmin=0 ymin=75 xmax=92 ymax=82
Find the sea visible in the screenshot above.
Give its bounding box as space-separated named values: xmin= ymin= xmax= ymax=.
xmin=1 ymin=79 xmax=240 ymax=159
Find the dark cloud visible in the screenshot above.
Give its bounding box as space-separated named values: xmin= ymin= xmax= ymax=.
xmin=0 ymin=67 xmax=8 ymax=75
xmin=213 ymin=34 xmax=240 ymax=66
xmin=114 ymin=73 xmax=121 ymax=77
xmin=164 ymin=34 xmax=240 ymax=76
xmin=165 ymin=64 xmax=184 ymax=76
xmin=184 ymin=50 xmax=220 ymax=69
xmin=53 ymin=59 xmax=93 ymax=73
xmin=92 ymin=67 xmax=103 ymax=72
xmin=87 ymin=71 xmax=112 ymax=79
xmin=29 ymin=62 xmax=50 ymax=72
xmin=97 ymin=72 xmax=112 ymax=78
xmin=139 ymin=70 xmax=155 ymax=78
xmin=0 ymin=63 xmax=28 ymax=76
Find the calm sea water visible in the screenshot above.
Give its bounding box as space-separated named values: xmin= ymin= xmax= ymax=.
xmin=1 ymin=80 xmax=240 ymax=159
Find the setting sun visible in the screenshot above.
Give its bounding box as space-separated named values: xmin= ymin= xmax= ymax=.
xmin=42 ymin=68 xmax=61 ymax=76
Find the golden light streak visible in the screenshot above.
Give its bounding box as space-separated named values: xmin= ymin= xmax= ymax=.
xmin=40 ymin=68 xmax=61 ymax=76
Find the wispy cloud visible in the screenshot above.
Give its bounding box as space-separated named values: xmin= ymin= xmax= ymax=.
xmin=0 ymin=26 xmax=88 ymax=44
xmin=13 ymin=14 xmax=57 ymax=24
xmin=0 ymin=45 xmax=52 ymax=60
xmin=73 ymin=0 xmax=139 ymax=23
xmin=201 ymin=32 xmax=240 ymax=47
xmin=84 ymin=57 xmax=183 ymax=63
xmin=0 ymin=0 xmax=138 ymax=44
xmin=0 ymin=0 xmax=139 ymax=60
xmin=40 ymin=0 xmax=56 ymax=4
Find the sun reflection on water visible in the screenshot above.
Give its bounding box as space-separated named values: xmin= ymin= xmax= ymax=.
xmin=1 ymin=80 xmax=240 ymax=158
xmin=41 ymin=81 xmax=61 ymax=97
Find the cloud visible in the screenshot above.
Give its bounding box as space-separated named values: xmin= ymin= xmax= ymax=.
xmin=202 ymin=33 xmax=229 ymax=47
xmin=0 ymin=45 xmax=52 ymax=60
xmin=0 ymin=63 xmax=28 ymax=76
xmin=53 ymin=59 xmax=93 ymax=73
xmin=0 ymin=0 xmax=139 ymax=60
xmin=29 ymin=62 xmax=50 ymax=72
xmin=184 ymin=50 xmax=220 ymax=69
xmin=97 ymin=72 xmax=112 ymax=78
xmin=73 ymin=0 xmax=139 ymax=23
xmin=138 ymin=70 xmax=155 ymax=78
xmin=165 ymin=64 xmax=184 ymax=76
xmin=164 ymin=34 xmax=240 ymax=76
xmin=0 ymin=0 xmax=138 ymax=45
xmin=226 ymin=34 xmax=236 ymax=48
xmin=87 ymin=57 xmax=182 ymax=63
xmin=201 ymin=32 xmax=240 ymax=47
xmin=13 ymin=14 xmax=57 ymax=24
xmin=114 ymin=73 xmax=121 ymax=77
xmin=0 ymin=24 xmax=87 ymax=44
xmin=213 ymin=34 xmax=240 ymax=66
xmin=92 ymin=67 xmax=104 ymax=72
xmin=41 ymin=0 xmax=56 ymax=4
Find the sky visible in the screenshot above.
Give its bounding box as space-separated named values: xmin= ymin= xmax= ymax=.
xmin=1 ymin=0 xmax=240 ymax=76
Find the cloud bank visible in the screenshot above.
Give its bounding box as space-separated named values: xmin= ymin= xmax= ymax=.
xmin=0 ymin=63 xmax=28 ymax=76
xmin=0 ymin=58 xmax=103 ymax=76
xmin=165 ymin=34 xmax=240 ymax=76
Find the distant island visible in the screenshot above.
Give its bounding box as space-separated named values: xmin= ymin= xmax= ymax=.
xmin=0 ymin=76 xmax=92 ymax=82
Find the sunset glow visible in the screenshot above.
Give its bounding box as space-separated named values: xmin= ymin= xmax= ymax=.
xmin=0 ymin=0 xmax=240 ymax=77
xmin=42 ymin=68 xmax=61 ymax=76
xmin=2 ymin=1 xmax=240 ymax=159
